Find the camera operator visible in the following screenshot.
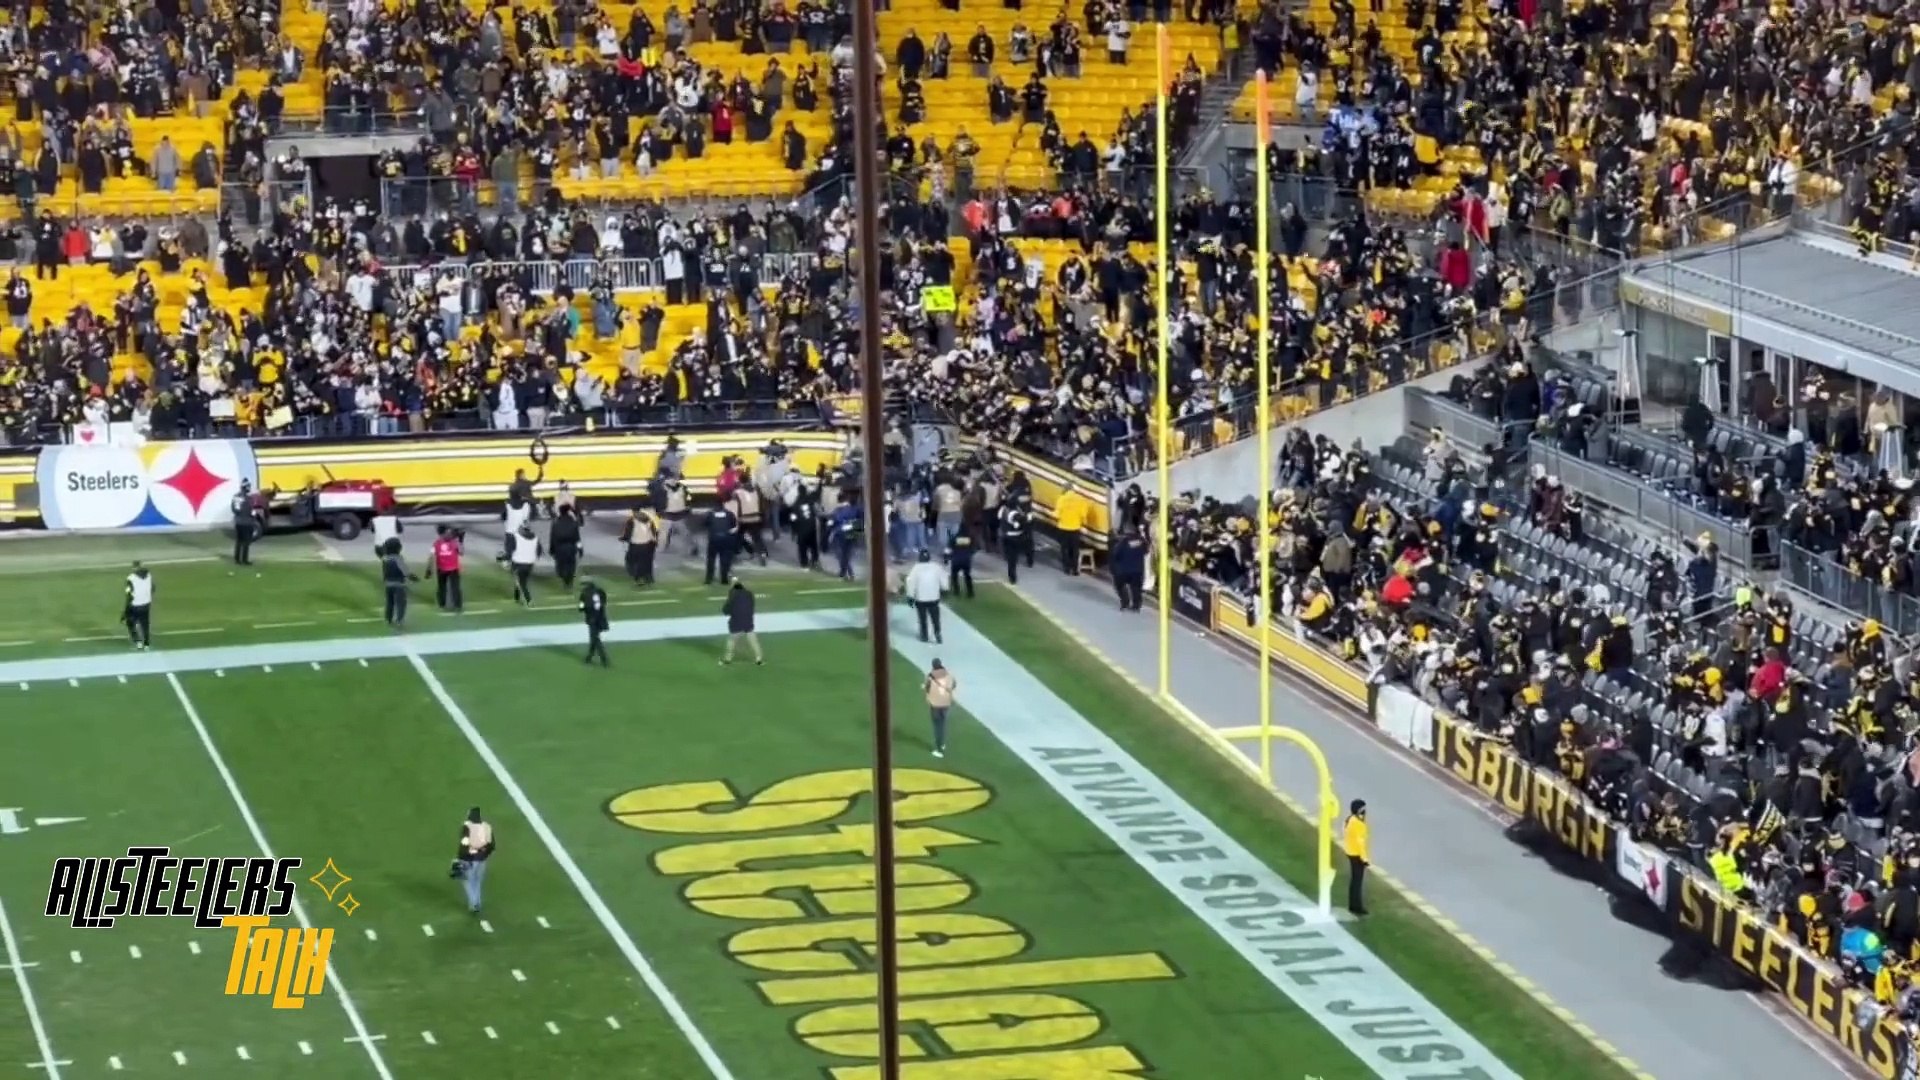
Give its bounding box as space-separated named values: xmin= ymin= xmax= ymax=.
xmin=431 ymin=526 xmax=465 ymax=611
xmin=452 ymin=807 xmax=495 ymax=914
xmin=621 ymin=506 xmax=659 ymax=585
xmin=550 ymin=504 xmax=583 ymax=589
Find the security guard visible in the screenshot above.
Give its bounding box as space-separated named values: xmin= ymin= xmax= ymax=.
xmin=453 ymin=807 xmax=496 ymax=914
xmin=1344 ymin=799 xmax=1370 ymax=916
xmin=579 ymin=576 xmax=610 ymax=666
xmin=550 ymin=504 xmax=583 ymax=588
xmin=705 ymin=500 xmax=740 ymax=585
xmin=621 ymin=507 xmax=659 ymax=585
xmin=732 ymin=477 xmax=767 ymax=565
xmin=124 ymin=561 xmax=153 ymax=650
xmin=1110 ymin=525 xmax=1148 ymax=611
xmin=946 ymin=528 xmax=977 ymax=597
xmin=1000 ymin=498 xmax=1032 ymax=583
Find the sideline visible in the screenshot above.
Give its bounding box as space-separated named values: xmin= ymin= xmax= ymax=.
xmin=5 ymin=603 xmax=1519 ymax=1080
xmin=999 ymin=585 xmax=1661 ymax=1080
xmin=890 ymin=614 xmax=1524 ymax=1080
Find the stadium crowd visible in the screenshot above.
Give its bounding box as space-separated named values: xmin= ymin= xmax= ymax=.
xmin=1146 ymin=349 xmax=1920 ymax=1029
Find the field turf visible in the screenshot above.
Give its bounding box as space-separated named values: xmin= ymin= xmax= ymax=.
xmin=0 ymin=530 xmax=1636 ymax=1079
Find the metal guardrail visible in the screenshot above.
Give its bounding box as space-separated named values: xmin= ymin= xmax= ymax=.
xmin=1525 ymin=440 xmax=1772 ymax=567
xmin=379 ymin=253 xmax=817 ymax=295
xmin=1781 ymin=541 xmax=1920 ymax=638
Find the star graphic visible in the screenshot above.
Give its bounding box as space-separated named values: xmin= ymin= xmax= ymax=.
xmin=337 ymin=894 xmax=360 ymax=917
xmin=154 ymin=448 xmax=230 ymax=517
xmin=308 ymin=859 xmax=353 ymax=902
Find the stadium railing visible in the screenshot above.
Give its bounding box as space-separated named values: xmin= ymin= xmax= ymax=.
xmin=376 ymin=252 xmax=818 ymax=295
xmin=1781 ymin=540 xmax=1920 ymax=638
xmin=1525 ymin=439 xmax=1773 ymax=567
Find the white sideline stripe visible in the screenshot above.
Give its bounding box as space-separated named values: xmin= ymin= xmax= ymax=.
xmin=164 ymin=674 xmax=397 ymax=1080
xmin=0 ymin=898 xmax=62 ymax=1079
xmin=408 ymin=653 xmax=737 ymax=1080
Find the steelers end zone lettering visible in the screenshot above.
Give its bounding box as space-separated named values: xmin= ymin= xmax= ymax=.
xmin=609 ymin=767 xmax=1179 ymax=1078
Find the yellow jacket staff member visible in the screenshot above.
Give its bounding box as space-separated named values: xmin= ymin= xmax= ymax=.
xmin=1054 ymin=484 xmax=1090 ymax=576
xmin=1344 ymin=799 xmax=1370 ymax=917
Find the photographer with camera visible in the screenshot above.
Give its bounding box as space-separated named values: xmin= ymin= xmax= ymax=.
xmin=431 ymin=526 xmax=465 ymax=612
xmin=451 ymin=807 xmax=495 ymax=915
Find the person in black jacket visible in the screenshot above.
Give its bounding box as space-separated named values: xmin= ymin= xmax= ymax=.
xmin=946 ymin=530 xmax=976 ymax=597
xmin=380 ymin=539 xmax=418 ymax=627
xmin=706 ymin=503 xmax=740 ymax=585
xmin=721 ymin=580 xmax=763 ymax=665
xmin=1110 ymin=525 xmax=1148 ymax=611
xmin=579 ymin=577 xmax=610 ymax=666
xmin=550 ymin=505 xmax=582 ymax=588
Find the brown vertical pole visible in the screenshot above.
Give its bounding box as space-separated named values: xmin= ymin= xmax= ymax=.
xmin=848 ymin=2 xmax=901 ymax=1077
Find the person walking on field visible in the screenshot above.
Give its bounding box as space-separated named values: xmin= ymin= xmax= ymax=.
xmin=721 ymin=580 xmax=764 ymax=665
xmin=1344 ymin=798 xmax=1370 ymax=916
xmin=924 ymin=659 xmax=957 ymax=758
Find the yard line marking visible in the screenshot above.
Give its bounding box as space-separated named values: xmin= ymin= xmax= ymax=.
xmin=345 ymin=617 xmax=383 ymax=624
xmin=545 ymin=1021 xmax=560 ymax=1035
xmin=0 ymin=898 xmax=62 ymax=1079
xmin=188 ymin=940 xmax=201 ymax=955
xmin=253 ymin=621 xmax=316 ymax=630
xmin=163 ymin=628 xmax=220 ymax=637
xmin=108 ymin=1057 xmax=122 ymax=1071
xmin=0 ymin=639 xmax=32 ymax=647
xmin=63 ymin=635 xmax=120 ymax=642
xmin=605 ymin=1016 xmax=621 ymax=1030
xmin=67 ymin=951 xmax=80 ymax=965
xmin=480 ymin=919 xmax=494 ymax=934
xmin=127 ymin=946 xmax=141 ymax=959
xmin=365 ymin=928 xmax=377 ymax=941
xmin=297 ymin=1042 xmax=311 ymax=1056
xmin=2 ymin=960 xmax=38 ymax=971
xmin=236 ymin=1046 xmax=250 ymax=1061
xmin=797 ymin=587 xmax=862 ymax=595
xmin=483 ymin=1027 xmax=498 ymax=1041
xmin=165 ymin=674 xmax=397 ymax=1080
xmin=422 ymin=1031 xmax=437 ymax=1046
xmin=613 ymin=598 xmax=677 ymax=607
xmin=465 ymin=608 xmax=500 ymax=615
xmin=421 ymin=924 xmax=435 ymax=937
xmin=172 ymin=1051 xmax=186 ymax=1066
xmin=536 ymin=916 xmax=551 ymax=929
xmin=343 ymin=1035 xmax=387 ymax=1045
xmin=408 ymin=653 xmax=737 ymax=1080
xmin=511 ymin=968 xmax=526 ymax=982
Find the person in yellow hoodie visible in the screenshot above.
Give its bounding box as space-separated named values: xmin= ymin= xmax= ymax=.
xmin=1344 ymin=799 xmax=1370 ymax=916
xmin=1054 ymin=483 xmax=1089 ymax=575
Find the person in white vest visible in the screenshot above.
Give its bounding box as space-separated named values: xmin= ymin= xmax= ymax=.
xmin=506 ymin=524 xmax=541 ymax=605
xmin=123 ymin=562 xmax=154 ymax=651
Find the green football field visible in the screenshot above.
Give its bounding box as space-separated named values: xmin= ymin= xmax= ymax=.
xmin=0 ymin=530 xmax=1640 ymax=1079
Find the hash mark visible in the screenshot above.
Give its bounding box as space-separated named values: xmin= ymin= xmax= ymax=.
xmin=536 ymin=916 xmax=550 ymax=929
xmin=483 ymin=1027 xmax=498 ymax=1041
xmin=605 ymin=1016 xmax=620 ymax=1030
xmin=421 ymin=924 xmax=434 ymax=937
xmin=15 ymin=682 xmax=24 ymax=690
xmin=127 ymin=945 xmax=141 ymax=959
xmin=188 ymin=941 xmax=201 ymax=955
xmin=364 ymin=928 xmax=377 ymax=941
xmin=311 ymin=662 xmax=321 ymax=671
xmin=262 ymin=665 xmax=273 ymax=673
xmin=236 ymin=1046 xmax=250 ymax=1061
xmin=358 ymin=659 xmax=369 ymax=668
xmin=117 ymin=675 xmax=126 ymax=684
xmin=67 ymin=679 xmax=77 ymax=688
xmin=173 ymin=1051 xmax=186 ymax=1065
xmin=511 ymin=969 xmax=526 ymax=983
xmin=68 ymin=951 xmax=80 ymax=964
xmin=298 ymin=1041 xmax=311 ymax=1056
xmin=545 ymin=1021 xmax=560 ymax=1035
xmin=215 ymin=670 xmax=225 ymax=678
xmin=109 ymin=1057 xmax=122 ymax=1071
xmin=480 ymin=920 xmax=493 ymax=933
xmin=421 ymin=1032 xmax=436 ymax=1046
